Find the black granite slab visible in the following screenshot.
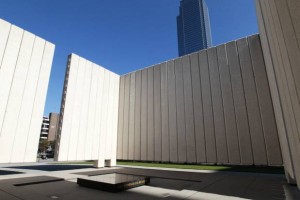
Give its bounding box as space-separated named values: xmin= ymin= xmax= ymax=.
xmin=0 ymin=170 xmax=23 ymax=175
xmin=77 ymin=173 xmax=150 ymax=192
xmin=6 ymin=164 xmax=93 ymax=171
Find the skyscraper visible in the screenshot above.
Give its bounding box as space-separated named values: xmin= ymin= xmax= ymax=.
xmin=177 ymin=0 xmax=212 ymax=56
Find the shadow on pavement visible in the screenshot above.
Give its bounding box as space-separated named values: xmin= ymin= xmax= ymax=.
xmin=0 ymin=170 xmax=24 ymax=175
xmin=6 ymin=164 xmax=93 ymax=171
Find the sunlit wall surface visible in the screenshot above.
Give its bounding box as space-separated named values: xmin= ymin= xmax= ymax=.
xmin=117 ymin=35 xmax=283 ymax=166
xmin=55 ymin=54 xmax=119 ymax=167
xmin=0 ymin=18 xmax=55 ymax=163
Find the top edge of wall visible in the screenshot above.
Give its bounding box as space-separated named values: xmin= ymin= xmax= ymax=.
xmin=68 ymin=53 xmax=120 ymax=77
xmin=0 ymin=18 xmax=55 ymax=47
xmin=120 ymin=33 xmax=260 ymax=77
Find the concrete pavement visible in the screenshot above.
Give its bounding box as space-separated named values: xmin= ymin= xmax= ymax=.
xmin=0 ymin=163 xmax=299 ymax=199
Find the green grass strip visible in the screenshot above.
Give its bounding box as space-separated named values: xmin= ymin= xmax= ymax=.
xmin=51 ymin=160 xmax=284 ymax=174
xmin=117 ymin=161 xmax=284 ymax=174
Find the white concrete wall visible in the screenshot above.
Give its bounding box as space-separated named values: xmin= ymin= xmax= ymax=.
xmin=0 ymin=18 xmax=55 ymax=163
xmin=55 ymin=54 xmax=119 ymax=167
xmin=256 ymin=0 xmax=300 ymax=188
xmin=117 ymin=35 xmax=283 ymax=166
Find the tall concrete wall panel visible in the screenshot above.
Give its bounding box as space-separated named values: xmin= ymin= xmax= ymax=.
xmin=161 ymin=63 xmax=170 ymax=162
xmin=117 ymin=35 xmax=282 ymax=166
xmin=134 ymin=71 xmax=141 ymax=160
xmin=190 ymin=53 xmax=206 ymax=163
xmin=154 ymin=65 xmax=162 ymax=162
xmin=208 ymin=48 xmax=228 ymax=164
xmin=0 ymin=18 xmax=55 ymax=163
xmin=55 ymin=54 xmax=119 ymax=167
xmin=217 ymin=44 xmax=240 ymax=164
xmin=256 ymin=0 xmax=300 ymax=187
xmin=147 ymin=67 xmax=154 ymax=161
xmin=237 ymin=38 xmax=267 ymax=165
xmin=182 ymin=56 xmax=196 ymax=163
xmin=167 ymin=61 xmax=178 ymax=162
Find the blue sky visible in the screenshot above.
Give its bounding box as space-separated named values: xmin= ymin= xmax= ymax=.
xmin=0 ymin=0 xmax=258 ymax=115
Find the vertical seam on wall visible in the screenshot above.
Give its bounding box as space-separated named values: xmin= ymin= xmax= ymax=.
xmin=118 ymin=77 xmax=124 ymax=160
xmin=269 ymin=0 xmax=298 ymax=169
xmin=247 ymin=36 xmax=268 ymax=165
xmin=110 ymin=76 xmax=115 ymax=161
xmin=126 ymin=75 xmax=129 ymax=160
xmin=91 ymin=65 xmax=99 ymax=160
xmin=9 ymin=32 xmax=31 ymax=162
xmin=116 ymin=76 xmax=121 ymax=160
xmin=260 ymin=0 xmax=281 ymax=166
xmin=152 ymin=69 xmax=155 ymax=161
xmin=99 ymin=70 xmax=106 ymax=161
xmin=83 ymin=63 xmax=93 ymax=159
xmin=138 ymin=72 xmax=142 ymax=160
xmin=236 ymin=40 xmax=255 ymax=165
xmin=0 ymin=24 xmax=11 ymax=70
xmin=274 ymin=0 xmax=300 ymax=139
xmin=216 ymin=46 xmax=229 ymax=164
xmin=106 ymin=74 xmax=116 ymax=162
xmin=173 ymin=61 xmax=178 ymax=163
xmin=22 ymin=40 xmax=46 ymax=162
xmin=106 ymin=73 xmax=111 ymax=161
xmin=181 ymin=58 xmax=187 ymax=163
xmin=66 ymin=55 xmax=79 ymax=160
xmin=225 ymin=43 xmax=242 ymax=164
xmin=165 ymin=63 xmax=170 ymax=162
xmin=206 ymin=51 xmax=217 ymax=163
xmin=0 ymin=30 xmax=24 ymax=141
xmin=20 ymin=36 xmax=36 ymax=160
xmin=74 ymin=59 xmax=87 ymax=160
xmin=125 ymin=75 xmax=129 ymax=160
xmin=285 ymin=0 xmax=300 ymax=60
xmin=257 ymin=0 xmax=290 ymax=168
xmin=271 ymin=0 xmax=300 ymax=146
xmin=133 ymin=73 xmax=136 ymax=160
xmin=146 ymin=70 xmax=148 ymax=161
xmin=158 ymin=66 xmax=162 ymax=162
xmin=198 ymin=52 xmax=207 ymax=163
xmin=189 ymin=55 xmax=197 ymax=163
xmin=0 ymin=30 xmax=24 ymax=138
xmin=264 ymin=1 xmax=284 ymax=164
xmin=131 ymin=74 xmax=134 ymax=160
xmin=260 ymin=0 xmax=298 ymax=169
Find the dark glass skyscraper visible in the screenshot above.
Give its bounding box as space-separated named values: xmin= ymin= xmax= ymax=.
xmin=177 ymin=0 xmax=212 ymax=56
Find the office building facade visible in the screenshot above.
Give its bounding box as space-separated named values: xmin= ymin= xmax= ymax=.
xmin=40 ymin=116 xmax=50 ymax=140
xmin=177 ymin=0 xmax=212 ymax=56
xmin=48 ymin=113 xmax=59 ymax=142
xmin=39 ymin=113 xmax=59 ymax=141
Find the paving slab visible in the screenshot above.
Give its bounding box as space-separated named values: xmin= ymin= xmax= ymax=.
xmin=0 ymin=164 xmax=299 ymax=199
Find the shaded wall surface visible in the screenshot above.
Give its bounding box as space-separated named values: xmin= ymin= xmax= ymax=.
xmin=256 ymin=0 xmax=300 ymax=187
xmin=117 ymin=35 xmax=282 ymax=166
xmin=55 ymin=54 xmax=119 ymax=167
xmin=0 ymin=18 xmax=55 ymax=163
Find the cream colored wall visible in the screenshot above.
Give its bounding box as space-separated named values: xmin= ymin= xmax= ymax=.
xmin=0 ymin=18 xmax=55 ymax=163
xmin=256 ymin=0 xmax=300 ymax=187
xmin=117 ymin=35 xmax=283 ymax=166
xmin=55 ymin=54 xmax=119 ymax=167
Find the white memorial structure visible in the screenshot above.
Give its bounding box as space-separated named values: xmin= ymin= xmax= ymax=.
xmin=0 ymin=19 xmax=55 ymax=163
